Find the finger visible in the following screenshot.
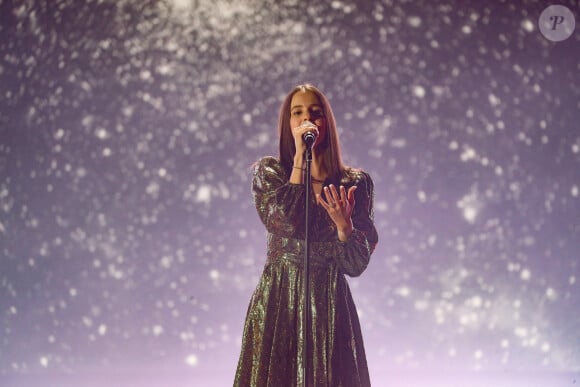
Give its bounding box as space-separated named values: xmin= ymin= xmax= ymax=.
xmin=318 ymin=192 xmax=336 ymax=212
xmin=317 ymin=194 xmax=330 ymax=209
xmin=324 ymin=186 xmax=337 ymax=207
xmin=340 ymin=185 xmax=347 ymax=203
xmin=323 ymin=186 xmax=331 ymax=201
xmin=328 ymin=184 xmax=340 ymax=202
xmin=316 ymin=194 xmax=324 ymax=206
xmin=347 ymin=186 xmax=357 ymax=204
xmin=300 ymin=120 xmax=318 ymax=131
xmin=295 ymin=122 xmax=318 ymax=136
xmin=316 ymin=192 xmax=331 ymax=208
xmin=323 ymin=187 xmax=341 ymax=210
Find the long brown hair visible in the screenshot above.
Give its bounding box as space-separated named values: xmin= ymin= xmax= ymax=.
xmin=278 ymin=84 xmax=345 ymax=180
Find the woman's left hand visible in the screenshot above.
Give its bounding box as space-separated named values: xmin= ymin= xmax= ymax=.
xmin=317 ymin=184 xmax=357 ymax=241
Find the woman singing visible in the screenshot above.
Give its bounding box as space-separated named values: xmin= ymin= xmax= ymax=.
xmin=234 ymin=84 xmax=378 ymax=386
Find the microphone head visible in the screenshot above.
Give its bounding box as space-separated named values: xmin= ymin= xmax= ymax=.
xmin=303 ymin=132 xmax=316 ymax=141
xmin=300 ymin=121 xmax=318 ymax=147
xmin=303 ymin=131 xmax=317 ymax=145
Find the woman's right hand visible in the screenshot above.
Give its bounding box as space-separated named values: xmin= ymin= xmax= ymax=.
xmin=291 ymin=120 xmax=318 ymax=157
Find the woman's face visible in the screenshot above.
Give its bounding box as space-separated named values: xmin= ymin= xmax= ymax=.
xmin=289 ymin=91 xmax=327 ymax=148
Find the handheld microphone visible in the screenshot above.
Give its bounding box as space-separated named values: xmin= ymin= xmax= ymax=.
xmin=301 ymin=121 xmax=318 ymax=147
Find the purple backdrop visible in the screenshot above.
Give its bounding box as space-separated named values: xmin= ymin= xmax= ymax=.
xmin=1 ymin=0 xmax=579 ymax=386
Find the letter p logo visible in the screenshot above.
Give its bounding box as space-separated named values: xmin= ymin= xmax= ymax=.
xmin=550 ymin=15 xmax=565 ymax=30
xmin=539 ymin=5 xmax=575 ymax=42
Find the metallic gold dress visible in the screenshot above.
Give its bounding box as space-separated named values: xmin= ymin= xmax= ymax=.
xmin=234 ymin=156 xmax=378 ymax=387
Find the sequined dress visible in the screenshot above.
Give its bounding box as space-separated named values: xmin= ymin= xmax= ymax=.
xmin=234 ymin=156 xmax=378 ymax=387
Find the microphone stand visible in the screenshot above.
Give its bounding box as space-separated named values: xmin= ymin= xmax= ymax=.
xmin=302 ymin=142 xmax=314 ymax=387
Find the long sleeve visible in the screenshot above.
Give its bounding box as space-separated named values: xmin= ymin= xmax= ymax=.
xmin=252 ymin=156 xmax=306 ymax=237
xmin=333 ymin=171 xmax=378 ymax=277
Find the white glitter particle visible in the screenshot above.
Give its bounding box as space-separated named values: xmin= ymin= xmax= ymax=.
xmin=515 ymin=326 xmax=528 ymax=338
xmin=82 ymin=316 xmax=93 ymax=327
xmin=108 ymin=264 xmax=124 ymax=280
xmin=457 ymin=189 xmax=480 ymax=224
xmin=541 ymin=342 xmax=551 ymax=352
xmin=185 ymin=354 xmax=198 ymax=367
xmin=488 ymin=94 xmax=501 ymax=107
xmin=463 ymin=206 xmax=477 ymax=223
xmin=407 ymin=16 xmax=422 ymax=27
xmin=350 ymin=46 xmax=362 ymax=57
xmin=545 ymin=287 xmax=557 ymax=301
xmin=391 ymin=138 xmax=406 ymax=148
xmin=414 ymin=300 xmax=429 ymax=311
xmin=521 ymin=19 xmax=534 ymax=32
xmin=395 ymin=286 xmax=410 ymax=297
xmin=140 ymin=70 xmax=151 ymax=80
xmin=417 ymin=191 xmax=427 ymax=202
xmin=427 ymin=235 xmax=436 ymax=246
xmin=95 ymin=128 xmax=108 ymax=139
xmin=520 ymin=269 xmax=531 ymax=281
xmin=460 ymin=146 xmax=476 ymax=162
xmin=157 ymin=63 xmax=172 ymax=75
xmin=196 ymin=185 xmax=212 ymax=203
xmin=160 ymin=255 xmax=173 ymax=269
xmin=469 ymin=295 xmax=483 ymax=308
xmin=412 ymin=85 xmax=426 ymax=98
